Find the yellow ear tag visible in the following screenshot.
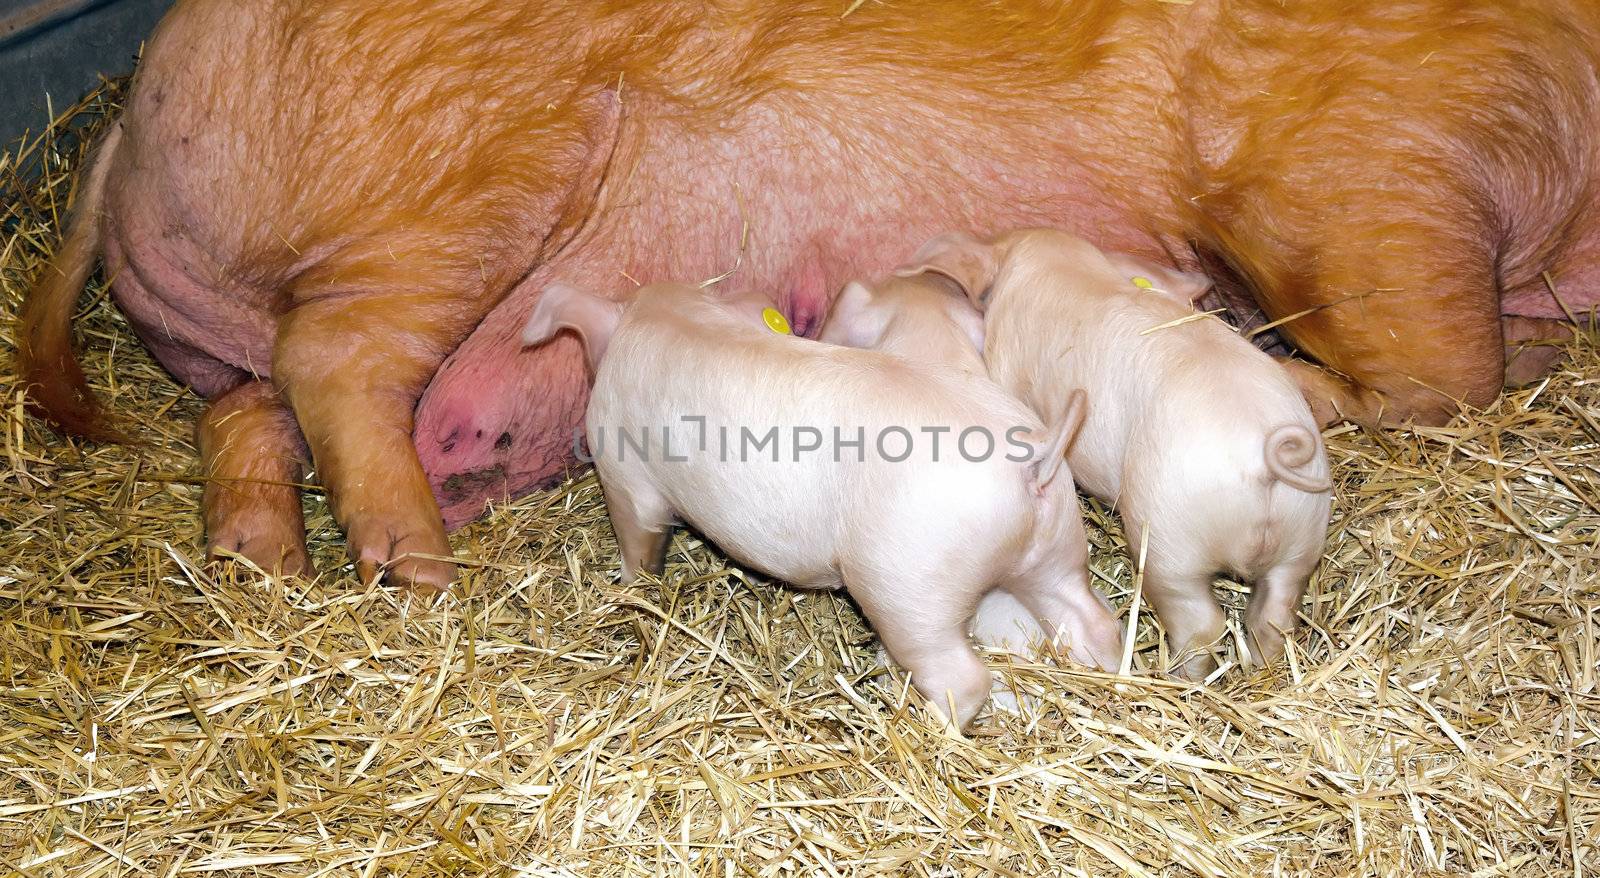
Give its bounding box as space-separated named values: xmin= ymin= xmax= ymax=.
xmin=1131 ymin=276 xmax=1155 ymax=290
xmin=762 ymin=307 xmax=792 ymax=335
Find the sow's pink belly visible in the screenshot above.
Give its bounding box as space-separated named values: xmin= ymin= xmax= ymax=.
xmin=410 ymin=189 xmax=1161 ymax=529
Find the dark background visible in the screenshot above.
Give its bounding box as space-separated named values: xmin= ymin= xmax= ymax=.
xmin=1 ymin=0 xmax=171 ymax=146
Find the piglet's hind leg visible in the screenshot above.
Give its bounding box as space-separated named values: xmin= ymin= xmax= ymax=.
xmin=1242 ymin=561 xmax=1316 ymax=671
xmin=850 ymin=577 xmax=992 ymax=733
xmin=1137 ymin=547 xmax=1228 ymax=681
xmin=1005 ymin=568 xmax=1123 ymax=673
xmin=199 ymin=380 xmax=311 ymax=576
xmin=970 ymin=589 xmax=1048 ymax=658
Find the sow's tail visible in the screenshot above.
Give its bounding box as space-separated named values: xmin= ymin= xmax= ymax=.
xmin=15 ymin=124 xmax=123 ymax=441
xmin=1264 ymin=424 xmax=1331 ymax=493
xmin=1027 ymin=389 xmax=1088 ymax=492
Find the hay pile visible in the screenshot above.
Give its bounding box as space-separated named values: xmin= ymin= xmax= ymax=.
xmin=2 ymin=84 xmax=1596 ymax=878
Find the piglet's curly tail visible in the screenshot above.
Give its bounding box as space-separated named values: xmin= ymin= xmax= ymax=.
xmin=1264 ymin=425 xmax=1331 ymax=493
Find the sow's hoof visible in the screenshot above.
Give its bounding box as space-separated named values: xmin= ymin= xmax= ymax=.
xmin=206 ymin=507 xmax=313 ymax=578
xmin=346 ymin=516 xmax=457 ymax=592
xmin=207 ymin=534 xmax=314 ymax=579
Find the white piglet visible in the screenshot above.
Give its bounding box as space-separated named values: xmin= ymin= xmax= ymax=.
xmin=819 ymin=273 xmax=1104 ymax=660
xmin=818 ymin=275 xmax=989 ymax=376
xmin=522 ymin=281 xmax=1122 ymax=730
xmin=902 ymin=229 xmax=1333 ymax=679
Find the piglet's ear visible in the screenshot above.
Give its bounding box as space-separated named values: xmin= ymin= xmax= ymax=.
xmin=893 ymin=231 xmax=1000 ymax=310
xmin=521 ymin=282 xmax=624 ymax=375
xmin=1027 ymin=389 xmax=1088 ymax=493
xmin=817 ymin=280 xmax=886 ymax=349
xmin=1102 ymin=252 xmax=1213 ymax=304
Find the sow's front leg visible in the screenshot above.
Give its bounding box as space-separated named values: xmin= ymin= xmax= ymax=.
xmin=275 ymin=289 xmax=477 ymax=590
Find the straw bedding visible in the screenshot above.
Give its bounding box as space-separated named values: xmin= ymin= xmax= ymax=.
xmin=1 ymin=83 xmax=1596 ymax=878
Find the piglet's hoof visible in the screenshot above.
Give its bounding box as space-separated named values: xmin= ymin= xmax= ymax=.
xmin=1169 ymin=648 xmax=1221 ymax=683
xmin=346 ymin=518 xmax=457 ymax=592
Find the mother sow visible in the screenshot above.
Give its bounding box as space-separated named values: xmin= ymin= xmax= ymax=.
xmin=19 ymin=0 xmax=1599 ymax=587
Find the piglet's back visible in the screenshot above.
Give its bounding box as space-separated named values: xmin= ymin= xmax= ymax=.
xmin=586 ymin=291 xmax=1043 ymax=586
xmin=1124 ymin=299 xmax=1310 ymax=421
xmin=991 ymin=262 xmax=1324 ymax=502
xmin=598 ymin=292 xmax=1041 ymax=443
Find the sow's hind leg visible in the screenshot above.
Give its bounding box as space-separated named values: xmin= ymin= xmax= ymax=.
xmin=1181 ymin=13 xmax=1531 ymax=428
xmin=275 ymin=285 xmax=483 ymax=591
xmin=1202 ymin=173 xmax=1507 ymax=429
xmin=110 ymin=266 xmax=312 ymax=577
xmin=1501 ymin=316 xmax=1577 ymax=386
xmin=198 ymin=380 xmax=312 ymax=576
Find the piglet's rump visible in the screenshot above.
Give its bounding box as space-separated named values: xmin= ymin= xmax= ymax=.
xmin=906 ymin=229 xmax=1333 ymax=679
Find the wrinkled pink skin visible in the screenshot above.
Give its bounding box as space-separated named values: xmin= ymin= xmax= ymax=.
xmin=416 ymin=130 xmax=1158 ymax=527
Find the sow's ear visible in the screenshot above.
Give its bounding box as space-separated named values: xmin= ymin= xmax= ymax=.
xmin=521 ymin=282 xmax=624 ymax=374
xmin=1102 ymin=252 xmax=1213 ymax=303
xmin=893 ymin=231 xmax=1000 ymax=310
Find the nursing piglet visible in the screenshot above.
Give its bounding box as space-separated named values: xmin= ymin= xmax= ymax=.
xmin=818 ymin=275 xmax=989 ymax=376
xmin=902 ymin=229 xmax=1332 ymax=679
xmin=521 ymin=281 xmax=1122 ymax=729
xmin=819 ymin=274 xmax=1099 ymax=660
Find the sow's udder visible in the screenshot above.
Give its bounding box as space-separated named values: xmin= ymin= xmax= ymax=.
xmin=414 ymin=335 xmax=591 ymax=529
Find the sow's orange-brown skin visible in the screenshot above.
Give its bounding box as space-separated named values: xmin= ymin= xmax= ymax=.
xmin=18 ymin=0 xmax=1600 ymax=588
